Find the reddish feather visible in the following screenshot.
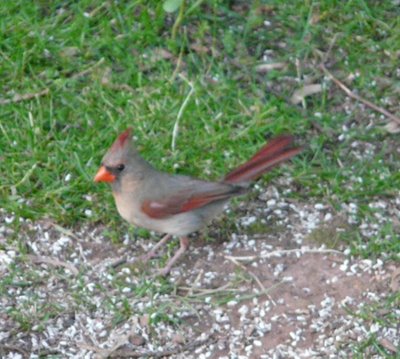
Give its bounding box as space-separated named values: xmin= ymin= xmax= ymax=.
xmin=248 ymin=135 xmax=293 ymax=163
xmin=225 ymin=135 xmax=301 ymax=183
xmin=180 ymin=192 xmax=239 ymax=211
xmin=110 ymin=128 xmax=132 ymax=153
xmin=225 ymin=147 xmax=302 ymax=183
xmin=141 ymin=135 xmax=301 ymax=219
xmin=142 ymin=189 xmax=242 ymax=219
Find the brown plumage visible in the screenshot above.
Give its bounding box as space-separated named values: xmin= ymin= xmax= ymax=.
xmin=94 ymin=128 xmax=302 ymax=275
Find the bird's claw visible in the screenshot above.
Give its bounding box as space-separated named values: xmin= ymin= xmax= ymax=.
xmin=138 ymin=252 xmax=158 ymax=263
xmin=145 ymin=267 xmax=170 ymax=279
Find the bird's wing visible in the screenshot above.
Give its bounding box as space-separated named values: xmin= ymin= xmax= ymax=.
xmin=141 ymin=180 xmax=244 ymax=219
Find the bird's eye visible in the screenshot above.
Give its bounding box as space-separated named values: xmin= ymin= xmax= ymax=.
xmin=117 ymin=164 xmax=125 ymax=172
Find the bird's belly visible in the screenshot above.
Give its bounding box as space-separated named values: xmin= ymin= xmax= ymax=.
xmin=113 ymin=191 xmax=226 ymax=236
xmin=114 ymin=196 xmax=201 ymax=236
xmin=135 ymin=211 xmax=202 ymax=236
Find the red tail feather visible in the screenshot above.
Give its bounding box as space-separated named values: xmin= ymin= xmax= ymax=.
xmin=224 ymin=136 xmax=301 ymax=183
xmin=248 ymin=135 xmax=294 ymax=163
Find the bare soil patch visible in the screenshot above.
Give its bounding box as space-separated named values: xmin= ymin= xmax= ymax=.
xmin=0 ymin=192 xmax=398 ymax=358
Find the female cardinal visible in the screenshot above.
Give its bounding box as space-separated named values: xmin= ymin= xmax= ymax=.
xmin=94 ymin=128 xmax=301 ymax=276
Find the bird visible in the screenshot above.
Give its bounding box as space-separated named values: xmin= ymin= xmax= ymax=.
xmin=94 ymin=128 xmax=301 ymax=276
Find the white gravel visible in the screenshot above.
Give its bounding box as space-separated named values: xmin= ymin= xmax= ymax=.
xmin=0 ymin=186 xmax=399 ymax=358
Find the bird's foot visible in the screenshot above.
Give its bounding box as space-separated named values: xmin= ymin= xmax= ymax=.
xmin=156 ymin=265 xmax=172 ymax=277
xmin=139 ymin=234 xmax=172 ymax=264
xmin=143 ymin=265 xmax=171 ymax=279
xmin=153 ymin=236 xmax=189 ymax=277
xmin=139 ymin=251 xmax=158 ymax=263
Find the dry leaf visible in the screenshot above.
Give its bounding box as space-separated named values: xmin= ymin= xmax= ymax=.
xmin=100 ymin=67 xmax=112 ymax=85
xmin=151 ymin=48 xmax=174 ymax=62
xmin=129 ymin=334 xmax=145 ymax=346
xmin=290 ymin=84 xmax=323 ymax=105
xmin=383 ymin=121 xmax=400 ymax=134
xmin=172 ymin=333 xmax=186 ymax=345
xmin=309 ymin=7 xmax=321 ymax=25
xmin=390 ymin=267 xmax=400 ymax=292
xmin=257 ymin=5 xmax=275 ymax=14
xmin=60 ymin=46 xmax=80 ymax=58
xmin=379 ymin=338 xmax=397 ymax=353
xmin=255 ymin=62 xmax=287 ymax=73
xmin=139 ymin=314 xmax=150 ymax=328
xmin=190 ymin=43 xmax=210 ymax=55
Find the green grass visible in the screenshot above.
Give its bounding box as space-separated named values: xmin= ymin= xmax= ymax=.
xmin=1 ymin=0 xmax=399 ymax=356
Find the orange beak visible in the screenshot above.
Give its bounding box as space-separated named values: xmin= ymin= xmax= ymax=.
xmin=94 ymin=165 xmax=116 ymax=183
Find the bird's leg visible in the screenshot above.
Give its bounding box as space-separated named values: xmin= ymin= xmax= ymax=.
xmin=158 ymin=236 xmax=189 ymax=276
xmin=140 ymin=234 xmax=172 ymax=262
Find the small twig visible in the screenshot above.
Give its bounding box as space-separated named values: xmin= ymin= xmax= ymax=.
xmin=28 ymin=255 xmax=79 ymax=275
xmin=225 ymin=247 xmax=344 ymax=262
xmin=0 ymin=344 xmax=29 ymax=357
xmin=48 ymin=222 xmax=80 ymax=241
xmin=225 ymin=256 xmax=279 ymax=305
xmin=103 ymin=82 xmax=136 ymax=93
xmin=87 ymin=327 xmax=138 ymax=359
xmin=295 ymin=58 xmax=306 ymax=109
xmin=320 ymin=63 xmax=400 ymax=125
xmin=255 ymin=62 xmax=287 ymax=73
xmin=322 ymin=33 xmax=339 ymax=64
xmin=77 ymin=243 xmax=88 ymax=263
xmin=0 ymin=88 xmax=49 ymax=105
xmin=115 ymin=334 xmax=217 ymax=358
xmin=188 ymin=269 xmax=204 ymax=296
xmin=109 ymin=255 xmax=128 ymax=269
xmin=171 ymin=74 xmax=195 ymax=151
xmin=70 ymin=57 xmax=105 ymax=80
xmin=80 ymin=333 xmax=217 ymax=358
xmin=225 ymin=256 xmax=266 ymax=292
xmin=179 ymin=282 xmax=237 ymax=297
xmin=233 ymin=282 xmax=284 ymax=303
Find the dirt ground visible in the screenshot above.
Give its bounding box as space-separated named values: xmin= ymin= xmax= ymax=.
xmin=1 ymin=183 xmax=399 ymax=358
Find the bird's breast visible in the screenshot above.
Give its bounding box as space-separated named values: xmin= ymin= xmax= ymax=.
xmin=112 ymin=190 xmax=137 ymax=223
xmin=112 ymin=190 xmax=206 ymax=236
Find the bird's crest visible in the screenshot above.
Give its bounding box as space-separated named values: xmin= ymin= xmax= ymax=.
xmin=109 ymin=128 xmax=132 ymax=153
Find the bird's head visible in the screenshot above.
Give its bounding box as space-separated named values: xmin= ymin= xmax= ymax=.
xmin=94 ymin=128 xmax=133 ymax=184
